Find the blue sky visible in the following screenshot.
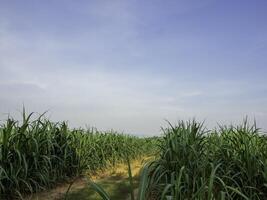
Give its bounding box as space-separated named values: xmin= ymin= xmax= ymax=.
xmin=0 ymin=0 xmax=267 ymax=135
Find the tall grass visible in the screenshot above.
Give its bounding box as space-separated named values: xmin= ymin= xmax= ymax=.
xmin=3 ymin=110 xmax=265 ymax=200
xmin=141 ymin=120 xmax=267 ymax=199
xmin=0 ymin=111 xmax=153 ymax=199
xmin=68 ymin=119 xmax=267 ymax=200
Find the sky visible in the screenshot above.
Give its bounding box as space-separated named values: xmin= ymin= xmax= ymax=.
xmin=0 ymin=0 xmax=267 ymax=135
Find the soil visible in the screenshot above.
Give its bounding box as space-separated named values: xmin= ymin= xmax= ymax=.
xmin=25 ymin=157 xmax=151 ymax=200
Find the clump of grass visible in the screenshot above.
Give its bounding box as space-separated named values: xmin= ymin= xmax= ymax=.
xmin=140 ymin=119 xmax=267 ymax=199
xmin=0 ymin=109 xmax=154 ymax=199
xmin=0 ymin=113 xmax=80 ymax=199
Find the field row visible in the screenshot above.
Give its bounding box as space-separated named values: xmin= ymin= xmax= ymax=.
xmin=2 ymin=111 xmax=267 ymax=200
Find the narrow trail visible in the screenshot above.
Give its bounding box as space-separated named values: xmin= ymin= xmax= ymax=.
xmin=27 ymin=158 xmax=149 ymax=200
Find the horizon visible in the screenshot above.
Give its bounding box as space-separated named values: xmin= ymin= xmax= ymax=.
xmin=1 ymin=0 xmax=267 ymax=136
xmin=0 ymin=109 xmax=265 ymax=137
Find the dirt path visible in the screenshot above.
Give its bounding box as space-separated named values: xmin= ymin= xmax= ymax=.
xmin=26 ymin=158 xmax=149 ymax=200
xmin=25 ymin=177 xmax=87 ymax=200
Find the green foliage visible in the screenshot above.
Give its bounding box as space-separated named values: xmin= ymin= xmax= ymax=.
xmin=87 ymin=179 xmax=111 ymax=200
xmin=0 ymin=111 xmax=153 ymax=199
xmin=140 ymin=120 xmax=267 ymax=200
xmin=3 ymin=109 xmax=265 ymax=200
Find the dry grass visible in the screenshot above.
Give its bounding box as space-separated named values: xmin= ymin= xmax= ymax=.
xmin=26 ymin=157 xmax=152 ymax=200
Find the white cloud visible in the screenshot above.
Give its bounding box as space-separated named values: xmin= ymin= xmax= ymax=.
xmin=1 ymin=0 xmax=267 ymax=134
